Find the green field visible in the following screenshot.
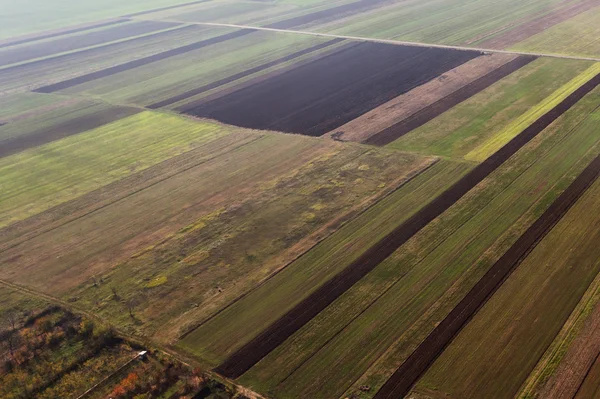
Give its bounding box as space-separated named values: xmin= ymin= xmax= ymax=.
xmin=3 ymin=1 xmax=600 ymax=398
xmin=0 ymin=108 xmax=434 ymax=344
xmin=229 ymin=86 xmax=600 ymax=399
xmin=416 ymin=108 xmax=600 ymax=399
xmin=511 ymin=6 xmax=600 ymax=58
xmin=386 ymin=57 xmax=594 ymax=160
xmin=0 ymin=111 xmax=236 ymax=226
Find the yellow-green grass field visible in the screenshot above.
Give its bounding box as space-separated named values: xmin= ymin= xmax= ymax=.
xmin=416 ymin=109 xmax=600 ymax=399
xmin=386 ymin=57 xmax=594 ymax=161
xmin=0 ymin=111 xmax=234 ymax=227
xmin=227 ymin=86 xmax=600 ymax=399
xmin=465 ymin=62 xmax=600 ymax=161
xmin=0 ymin=93 xmax=140 ymax=157
xmin=511 ymin=5 xmax=600 ymax=58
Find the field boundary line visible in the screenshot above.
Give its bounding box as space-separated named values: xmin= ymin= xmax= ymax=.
xmin=213 ymin=73 xmax=600 ymax=380
xmin=374 ymin=117 xmax=600 ymax=398
xmin=132 ymin=19 xmax=600 ymax=63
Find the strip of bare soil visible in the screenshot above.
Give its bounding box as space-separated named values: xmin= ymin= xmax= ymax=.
xmin=373 ymin=77 xmax=600 ymax=399
xmin=364 ymin=55 xmax=536 ymax=146
xmin=184 ymin=42 xmax=479 ymax=136
xmin=324 ymin=53 xmax=518 ymax=143
xmin=147 ymin=38 xmax=345 ymax=109
xmin=0 ymin=106 xmax=140 ymax=159
xmin=214 ymin=73 xmax=600 ymax=380
xmin=33 ymin=29 xmax=255 ymax=93
xmin=0 ymin=19 xmax=127 ymax=49
xmin=0 ymin=20 xmax=180 ymax=67
xmin=539 ymin=301 xmax=600 ymax=399
xmin=478 ymin=0 xmax=600 ymax=49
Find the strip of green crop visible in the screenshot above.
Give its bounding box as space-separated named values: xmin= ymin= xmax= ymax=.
xmin=0 ymin=111 xmax=237 ymax=227
xmin=465 ymin=62 xmax=600 ymax=162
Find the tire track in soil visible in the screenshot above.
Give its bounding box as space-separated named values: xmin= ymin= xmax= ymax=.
xmin=364 ymin=55 xmax=536 ymax=146
xmin=213 ymin=73 xmax=600 ymax=380
xmin=373 ymin=80 xmax=600 ymax=399
xmin=33 ymin=29 xmax=256 ymax=93
xmin=147 ymin=38 xmax=345 ymax=109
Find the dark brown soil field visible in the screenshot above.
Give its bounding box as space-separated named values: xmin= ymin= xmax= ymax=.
xmin=214 ymin=72 xmax=600 ymax=381
xmin=148 ymin=38 xmax=345 ymax=109
xmin=0 ymin=20 xmax=180 ymax=67
xmin=0 ymin=106 xmax=140 ymax=158
xmin=373 ymin=77 xmax=600 ymax=399
xmin=34 ymin=29 xmax=256 ymax=93
xmin=364 ymin=55 xmax=536 ymax=146
xmin=478 ymin=0 xmax=599 ymax=49
xmin=0 ymin=19 xmax=127 ymax=49
xmin=182 ymin=43 xmax=479 ymax=136
xmin=266 ymin=0 xmax=390 ymax=29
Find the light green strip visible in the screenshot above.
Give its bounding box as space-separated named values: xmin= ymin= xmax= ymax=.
xmin=465 ymin=62 xmax=600 ymax=162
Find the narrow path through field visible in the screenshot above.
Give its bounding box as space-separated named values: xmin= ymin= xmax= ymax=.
xmin=213 ymin=71 xmax=600 ymax=381
xmin=132 ymin=20 xmax=600 ymax=63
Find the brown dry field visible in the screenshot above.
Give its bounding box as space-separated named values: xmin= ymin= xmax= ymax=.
xmin=324 ymin=53 xmax=517 ymax=143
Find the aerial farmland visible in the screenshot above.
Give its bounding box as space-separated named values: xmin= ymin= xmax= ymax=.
xmin=2 ymin=0 xmax=600 ymax=398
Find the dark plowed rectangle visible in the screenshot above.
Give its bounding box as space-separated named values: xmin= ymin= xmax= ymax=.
xmin=0 ymin=19 xmax=127 ymax=50
xmin=149 ymin=38 xmax=344 ymax=109
xmin=364 ymin=55 xmax=537 ymax=146
xmin=0 ymin=20 xmax=180 ymax=67
xmin=373 ymin=76 xmax=600 ymax=399
xmin=213 ymin=73 xmax=600 ymax=380
xmin=33 ymin=29 xmax=255 ymax=93
xmin=0 ymin=106 xmax=140 ymax=158
xmin=266 ymin=0 xmax=388 ymax=29
xmin=183 ymin=43 xmax=479 ymax=136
